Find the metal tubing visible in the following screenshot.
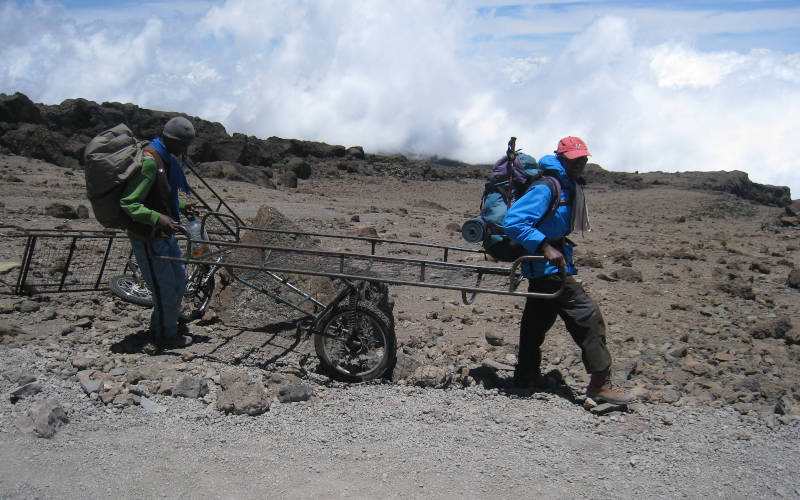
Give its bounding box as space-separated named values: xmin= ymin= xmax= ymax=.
xmin=17 ymin=235 xmax=37 ymax=295
xmin=190 ymin=239 xmax=511 ymax=276
xmin=164 ymin=254 xmax=564 ymax=299
xmin=58 ymin=236 xmax=78 ymax=292
xmin=182 ymin=161 xmax=244 ymax=226
xmin=237 ymin=225 xmax=482 ymax=256
xmin=95 ymin=235 xmax=115 ymax=289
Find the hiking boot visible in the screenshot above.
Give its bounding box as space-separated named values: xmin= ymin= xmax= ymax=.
xmin=162 ymin=335 xmax=193 ymax=349
xmin=586 ymin=370 xmax=635 ymax=405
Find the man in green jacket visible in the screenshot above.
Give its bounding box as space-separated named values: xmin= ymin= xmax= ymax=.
xmin=120 ymin=116 xmax=196 ymax=348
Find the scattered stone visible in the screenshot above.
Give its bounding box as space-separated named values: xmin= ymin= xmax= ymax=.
xmin=749 ymin=262 xmax=771 ymax=274
xmin=775 ymin=395 xmax=800 ymax=416
xmin=100 ymin=386 xmax=121 ymax=404
xmin=611 ymin=268 xmax=643 ymax=283
xmin=112 ymin=393 xmax=140 ymax=407
xmin=9 ymin=382 xmax=42 ymax=403
xmin=751 ymin=317 xmax=792 ymax=341
xmin=126 ymin=366 xmax=159 ymax=385
xmin=287 ymin=157 xmax=311 ymax=179
xmin=71 ymin=354 xmax=98 ymax=370
xmin=788 ymin=269 xmax=800 ymax=289
xmin=652 ymin=388 xmax=681 ymax=404
xmin=44 ymin=202 xmax=78 ymax=219
xmin=345 ymin=146 xmax=365 ymax=159
xmin=411 ymin=365 xmax=450 ymax=388
xmin=18 ymin=398 xmax=69 ymax=438
xmin=391 ymin=352 xmax=424 ymax=383
xmin=667 ymin=345 xmax=688 ymax=359
xmin=216 ymin=372 xmax=270 ymax=416
xmin=481 ymin=358 xmax=515 ymax=372
xmin=578 ymin=255 xmax=604 ymax=268
xmin=484 ymin=330 xmax=504 ymax=346
xmin=140 ymin=396 xmax=167 ymax=413
xmin=0 ymin=261 xmax=20 ymax=274
xmin=350 ymin=226 xmax=379 ymax=238
xmin=716 ymin=277 xmax=755 ymax=300
xmin=277 ymin=170 xmax=298 ymax=188
xmin=173 ymin=375 xmax=209 ymax=399
xmin=158 ymin=380 xmax=174 ymax=395
xmin=412 ymin=200 xmax=448 ymax=211
xmin=76 ymin=204 xmax=90 ymax=218
xmin=278 ymin=384 xmax=312 ymax=403
xmin=16 ymin=300 xmax=40 ymax=313
xmin=669 ymin=249 xmax=699 ymax=260
xmin=681 ymin=358 xmax=714 ymax=376
xmin=3 ymin=369 xmax=36 ymax=386
xmin=779 ymin=216 xmax=799 ymax=227
xmin=73 ymin=317 xmax=92 ymax=329
xmin=79 ymin=379 xmax=104 ymax=396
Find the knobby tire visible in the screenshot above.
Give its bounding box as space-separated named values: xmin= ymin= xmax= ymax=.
xmin=314 ymin=302 xmax=396 ymax=382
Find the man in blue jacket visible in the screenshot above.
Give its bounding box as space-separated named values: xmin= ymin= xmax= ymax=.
xmin=503 ymin=136 xmax=633 ymax=405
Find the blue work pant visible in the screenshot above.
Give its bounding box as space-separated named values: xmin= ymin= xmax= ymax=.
xmin=131 ymin=237 xmax=186 ymax=343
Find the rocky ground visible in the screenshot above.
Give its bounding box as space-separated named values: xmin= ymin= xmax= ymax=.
xmin=1 ymin=150 xmax=800 ymax=498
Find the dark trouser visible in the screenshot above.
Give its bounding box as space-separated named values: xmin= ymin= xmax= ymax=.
xmin=517 ymin=275 xmax=612 ymax=376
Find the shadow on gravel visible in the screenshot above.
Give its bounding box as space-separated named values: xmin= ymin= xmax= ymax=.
xmin=199 ymin=319 xmax=307 ymax=368
xmin=110 ymin=330 xmax=214 ymax=355
xmin=110 ymin=330 xmax=153 ymax=354
xmin=468 ymin=366 xmax=582 ymax=406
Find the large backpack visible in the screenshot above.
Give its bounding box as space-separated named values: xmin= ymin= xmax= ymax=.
xmin=83 ymin=124 xmax=149 ymax=229
xmin=461 ymin=138 xmax=561 ymax=262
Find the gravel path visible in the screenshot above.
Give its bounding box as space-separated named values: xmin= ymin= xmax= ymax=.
xmin=2 ymin=338 xmax=799 ymax=499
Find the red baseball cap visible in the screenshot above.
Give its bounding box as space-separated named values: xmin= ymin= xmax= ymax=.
xmin=555 ymin=136 xmax=591 ymax=159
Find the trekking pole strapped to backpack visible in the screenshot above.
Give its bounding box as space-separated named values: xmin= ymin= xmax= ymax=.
xmin=505 ymin=136 xmax=517 ymax=209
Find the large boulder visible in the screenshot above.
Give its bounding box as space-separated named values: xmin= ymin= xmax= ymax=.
xmin=0 ymin=92 xmax=44 ymax=124
xmin=194 ymin=161 xmax=275 ymax=189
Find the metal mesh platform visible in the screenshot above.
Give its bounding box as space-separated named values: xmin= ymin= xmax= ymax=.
xmin=1 ymin=227 xmax=132 ymax=294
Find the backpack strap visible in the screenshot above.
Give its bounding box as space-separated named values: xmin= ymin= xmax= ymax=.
xmin=142 ymin=145 xmax=166 ymax=171
xmin=532 ymin=175 xmax=562 ymax=228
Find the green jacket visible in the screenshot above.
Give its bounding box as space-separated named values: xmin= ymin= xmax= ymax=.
xmin=120 ymin=155 xmax=186 ymax=242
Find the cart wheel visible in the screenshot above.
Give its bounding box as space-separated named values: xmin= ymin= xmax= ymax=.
xmin=183 ymin=267 xmax=216 ymax=320
xmin=109 ymin=275 xmax=153 ymax=307
xmin=314 ymin=303 xmax=396 ymax=382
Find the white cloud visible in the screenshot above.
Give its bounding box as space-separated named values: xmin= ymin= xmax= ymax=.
xmin=0 ymin=1 xmax=799 ymax=197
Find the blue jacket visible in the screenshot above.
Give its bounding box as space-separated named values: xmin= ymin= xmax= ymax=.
xmin=503 ymin=154 xmax=577 ymax=278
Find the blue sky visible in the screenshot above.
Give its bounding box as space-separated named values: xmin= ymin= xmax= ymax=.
xmin=2 ymin=0 xmax=799 ymax=196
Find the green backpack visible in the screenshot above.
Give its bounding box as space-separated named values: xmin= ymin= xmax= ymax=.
xmin=83 ymin=124 xmax=148 ymax=229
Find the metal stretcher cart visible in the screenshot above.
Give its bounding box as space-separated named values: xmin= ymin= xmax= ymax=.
xmin=157 ymin=213 xmax=564 ymax=382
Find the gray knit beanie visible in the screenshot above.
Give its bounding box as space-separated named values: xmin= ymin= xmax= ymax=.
xmin=162 ymin=116 xmax=196 ymax=144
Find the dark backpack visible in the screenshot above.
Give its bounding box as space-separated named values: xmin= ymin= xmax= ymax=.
xmin=461 ymin=139 xmax=561 ymax=262
xmin=83 ymin=124 xmax=148 ymax=229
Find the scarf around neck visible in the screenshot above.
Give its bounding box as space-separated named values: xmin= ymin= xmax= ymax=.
xmin=148 ymin=137 xmax=191 ymax=221
xmin=570 ymin=181 xmax=591 ymax=235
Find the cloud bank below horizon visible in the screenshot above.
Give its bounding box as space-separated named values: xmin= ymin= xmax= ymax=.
xmin=1 ymin=0 xmax=799 ymax=197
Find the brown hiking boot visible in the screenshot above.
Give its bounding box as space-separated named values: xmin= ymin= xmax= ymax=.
xmin=586 ymin=370 xmax=635 ymax=405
